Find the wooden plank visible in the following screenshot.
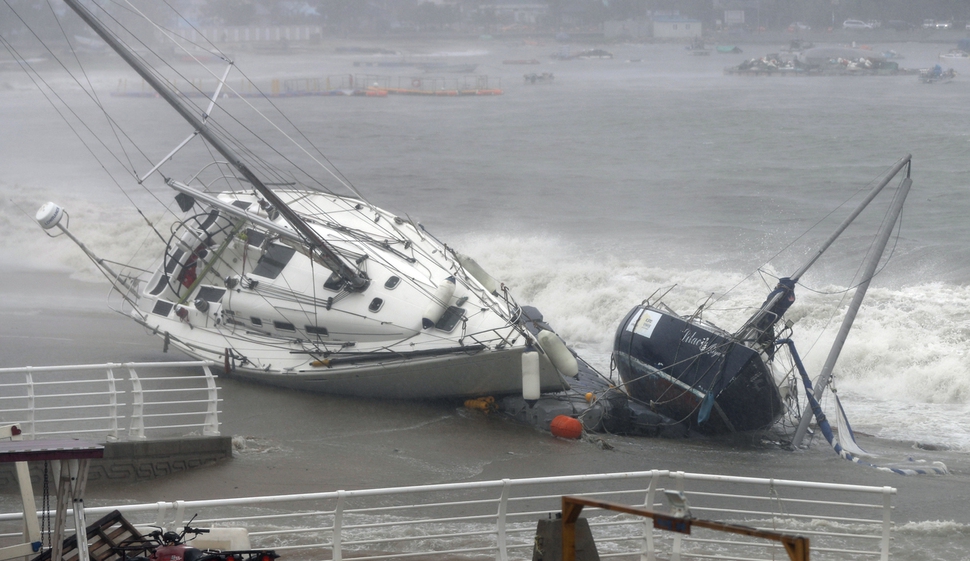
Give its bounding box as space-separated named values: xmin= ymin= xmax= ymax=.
xmin=32 ymin=510 xmax=143 ymax=561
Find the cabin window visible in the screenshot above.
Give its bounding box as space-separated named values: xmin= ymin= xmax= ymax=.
xmin=435 ymin=306 xmax=465 ymax=332
xmin=232 ymin=200 xmax=253 ymax=210
xmin=251 ymin=244 xmax=296 ymax=279
xmin=305 ymin=325 xmax=329 ymax=336
xmin=384 ymin=276 xmax=401 ymax=289
xmin=196 ymin=286 xmax=226 ymax=302
xmin=368 ymin=298 xmax=384 ymax=313
xmin=152 ymin=300 xmax=174 ymax=317
xmin=274 ymin=321 xmax=295 ymax=331
xmin=251 ymin=317 xmax=262 ymax=326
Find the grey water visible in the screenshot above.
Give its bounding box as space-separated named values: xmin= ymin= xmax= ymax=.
xmin=3 ymin=36 xmax=970 ymax=560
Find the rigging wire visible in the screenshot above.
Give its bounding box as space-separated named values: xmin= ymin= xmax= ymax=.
xmin=1 ymin=2 xmax=172 ymax=250
xmin=43 ymin=0 xmax=144 ymax=182
xmin=705 ymin=159 xmax=908 ymax=311
xmin=114 ymin=0 xmax=366 ymax=201
xmin=6 ymin=0 xmax=530 ymax=376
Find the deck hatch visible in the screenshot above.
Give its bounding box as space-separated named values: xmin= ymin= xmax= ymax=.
xmin=196 ymin=286 xmax=226 ymax=302
xmin=435 ymin=306 xmax=465 ymax=332
xmin=244 ymin=228 xmax=266 ymax=248
xmin=252 ymin=244 xmax=296 ymax=279
xmin=152 ymin=300 xmax=174 ymax=317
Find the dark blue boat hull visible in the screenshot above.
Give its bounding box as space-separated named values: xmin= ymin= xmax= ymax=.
xmin=613 ymin=305 xmax=785 ymax=434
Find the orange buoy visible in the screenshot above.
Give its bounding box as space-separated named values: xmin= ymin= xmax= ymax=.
xmin=550 ymin=415 xmax=583 ymax=439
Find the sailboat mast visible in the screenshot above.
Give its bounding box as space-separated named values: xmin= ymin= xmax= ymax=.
xmin=790 ymin=174 xmax=913 ymax=448
xmin=788 ymin=155 xmax=911 ymax=284
xmin=62 ymin=0 xmax=369 ymax=292
xmin=740 ymin=155 xmax=911 ymax=334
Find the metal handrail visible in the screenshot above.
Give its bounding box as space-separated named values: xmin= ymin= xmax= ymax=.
xmin=0 ymin=361 xmax=220 ymax=440
xmin=0 ymin=470 xmax=895 ymax=561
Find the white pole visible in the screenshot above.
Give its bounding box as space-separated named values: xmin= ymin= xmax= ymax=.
xmin=791 ymin=176 xmax=913 ymax=448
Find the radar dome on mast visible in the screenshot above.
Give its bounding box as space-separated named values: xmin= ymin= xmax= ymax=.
xmin=36 ymin=202 xmax=65 ymax=230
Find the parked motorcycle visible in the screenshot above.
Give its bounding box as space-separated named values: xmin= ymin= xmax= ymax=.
xmin=115 ymin=517 xmax=278 ymax=561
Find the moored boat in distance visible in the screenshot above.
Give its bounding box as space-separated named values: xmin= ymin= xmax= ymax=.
xmin=920 ymin=65 xmax=957 ymax=83
xmin=613 ymin=157 xmax=915 ymax=435
xmin=939 ymin=49 xmax=969 ymax=60
xmin=524 ymin=72 xmax=554 ymax=84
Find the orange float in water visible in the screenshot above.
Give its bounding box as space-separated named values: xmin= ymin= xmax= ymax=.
xmin=550 ymin=415 xmax=583 ymax=439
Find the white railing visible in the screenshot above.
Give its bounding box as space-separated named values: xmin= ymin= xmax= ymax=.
xmin=0 ymin=470 xmax=895 ymax=561
xmin=0 ymin=361 xmax=220 ymax=440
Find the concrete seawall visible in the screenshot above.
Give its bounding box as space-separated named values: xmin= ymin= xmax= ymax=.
xmin=0 ymin=436 xmax=232 ymax=491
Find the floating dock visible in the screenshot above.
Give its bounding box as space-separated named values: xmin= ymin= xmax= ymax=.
xmin=361 ymin=74 xmax=502 ymax=96
xmin=111 ymin=74 xmax=503 ymax=98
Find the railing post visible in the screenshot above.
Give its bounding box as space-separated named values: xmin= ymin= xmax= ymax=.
xmin=671 ymin=472 xmax=686 ymax=561
xmin=202 ymin=365 xmax=220 ymax=436
xmin=128 ymin=367 xmax=146 ymax=440
xmin=881 ymin=487 xmax=892 ymax=561
xmin=642 ymin=471 xmax=659 ymax=561
xmin=333 ymin=491 xmax=345 ymax=561
xmin=495 ymin=479 xmax=510 ymax=561
xmin=155 ymin=501 xmax=170 ymax=530
xmin=172 ymin=500 xmax=186 ymax=532
xmin=25 ymin=367 xmax=35 ymax=439
xmin=107 ymin=367 xmax=119 ymax=441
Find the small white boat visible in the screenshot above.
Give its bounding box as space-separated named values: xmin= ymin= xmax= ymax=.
xmin=939 ymin=49 xmax=969 ymax=60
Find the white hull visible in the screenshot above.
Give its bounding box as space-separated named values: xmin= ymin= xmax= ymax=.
xmin=120 ymin=190 xmax=564 ymax=400
xmin=35 ymin=1 xmax=577 ymax=404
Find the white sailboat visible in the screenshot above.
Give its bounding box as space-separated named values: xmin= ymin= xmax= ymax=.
xmin=32 ymin=0 xmax=576 ymax=401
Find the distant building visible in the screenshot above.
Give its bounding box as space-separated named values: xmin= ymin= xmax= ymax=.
xmin=175 ymin=26 xmax=323 ymax=45
xmin=477 ymin=1 xmax=548 ymax=24
xmin=652 ymin=15 xmax=702 ymax=39
xmin=604 ymin=19 xmax=651 ymax=39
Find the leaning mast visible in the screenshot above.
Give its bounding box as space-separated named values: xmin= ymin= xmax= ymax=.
xmin=62 ymin=0 xmax=370 ymax=292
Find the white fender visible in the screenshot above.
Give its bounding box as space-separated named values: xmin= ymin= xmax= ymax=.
xmin=422 ymin=276 xmax=456 ymax=329
xmin=521 ymin=350 xmax=541 ymax=400
xmin=537 ymin=330 xmax=579 ymax=378
xmin=456 ymin=253 xmax=500 ymax=295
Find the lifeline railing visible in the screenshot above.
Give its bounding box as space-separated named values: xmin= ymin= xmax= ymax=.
xmin=0 ymin=361 xmax=220 ymax=440
xmin=0 ymin=470 xmax=895 ymax=561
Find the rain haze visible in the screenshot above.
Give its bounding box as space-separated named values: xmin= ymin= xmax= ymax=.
xmin=3 ymin=1 xmax=970 ymax=560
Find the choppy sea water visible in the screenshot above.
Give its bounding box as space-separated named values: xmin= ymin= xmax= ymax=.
xmin=3 ymin=23 xmax=970 ymax=559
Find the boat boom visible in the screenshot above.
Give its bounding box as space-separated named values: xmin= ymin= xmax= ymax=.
xmin=61 ymin=0 xmax=370 ymax=292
